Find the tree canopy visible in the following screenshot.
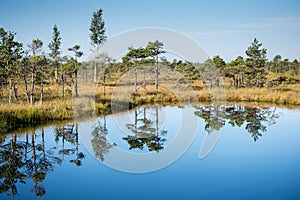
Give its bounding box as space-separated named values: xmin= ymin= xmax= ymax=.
xmin=89 ymin=9 xmax=106 ymax=48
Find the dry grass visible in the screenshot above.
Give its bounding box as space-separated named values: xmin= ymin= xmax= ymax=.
xmin=1 ymin=72 xmax=300 ymax=132
xmin=0 ymin=99 xmax=73 ymax=133
xmin=224 ymin=84 xmax=300 ymax=105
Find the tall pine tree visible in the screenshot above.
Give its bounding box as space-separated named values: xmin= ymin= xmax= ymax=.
xmin=89 ymin=9 xmax=106 ymax=83
xmin=245 ymin=38 xmax=267 ymax=87
xmin=48 ymin=24 xmax=61 ymax=84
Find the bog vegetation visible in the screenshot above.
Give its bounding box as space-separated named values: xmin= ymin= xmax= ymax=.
xmin=1 ymin=9 xmax=300 ymax=132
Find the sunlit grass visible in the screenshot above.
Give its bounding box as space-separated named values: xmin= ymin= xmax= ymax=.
xmin=224 ymin=85 xmax=300 ymax=105
xmin=0 ymin=99 xmax=73 ymax=133
xmin=1 ymin=72 xmax=300 ymax=132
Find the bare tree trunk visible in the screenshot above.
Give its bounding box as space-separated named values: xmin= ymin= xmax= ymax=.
xmin=55 ymin=66 xmax=58 ymax=84
xmin=103 ymin=71 xmax=106 ymax=97
xmin=134 ymin=68 xmax=137 ymax=92
xmin=61 ymin=73 xmax=64 ymax=99
xmin=234 ymin=76 xmax=237 ymax=88
xmin=74 ymin=69 xmax=78 ymax=97
xmin=240 ymin=76 xmax=243 ymax=87
xmin=143 ymin=70 xmax=146 ymax=89
xmin=23 ymin=75 xmax=30 ymax=103
xmin=30 ymin=65 xmax=35 ymax=104
xmin=9 ymin=79 xmax=12 ymax=105
xmin=13 ymin=83 xmax=18 ymax=101
xmin=40 ymin=65 xmax=44 ymax=104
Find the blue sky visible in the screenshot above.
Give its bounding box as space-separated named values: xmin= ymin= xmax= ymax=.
xmin=0 ymin=0 xmax=299 ymax=62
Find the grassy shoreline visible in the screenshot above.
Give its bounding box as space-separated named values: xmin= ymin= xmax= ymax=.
xmin=1 ymin=83 xmax=300 ymax=133
xmin=0 ymin=79 xmax=300 ymax=132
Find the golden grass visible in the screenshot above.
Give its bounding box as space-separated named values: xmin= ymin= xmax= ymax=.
xmin=0 ymin=99 xmax=72 ymax=133
xmin=224 ymin=84 xmax=300 ymax=105
xmin=1 ymin=73 xmax=300 ymax=132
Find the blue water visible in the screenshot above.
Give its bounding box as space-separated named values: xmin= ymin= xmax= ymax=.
xmin=1 ymin=105 xmax=300 ymax=199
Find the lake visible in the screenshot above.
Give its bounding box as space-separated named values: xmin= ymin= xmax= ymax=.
xmin=1 ymin=104 xmax=300 ymax=199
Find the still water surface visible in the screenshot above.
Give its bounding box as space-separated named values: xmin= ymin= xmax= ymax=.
xmin=1 ymin=104 xmax=300 ymax=199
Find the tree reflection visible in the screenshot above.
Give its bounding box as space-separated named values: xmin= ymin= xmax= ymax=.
xmin=91 ymin=116 xmax=116 ymax=161
xmin=0 ymin=135 xmax=26 ymax=196
xmin=55 ymin=123 xmax=85 ymax=165
xmin=70 ymin=124 xmax=85 ymax=166
xmin=194 ymin=105 xmax=225 ymax=134
xmin=194 ymin=105 xmax=280 ymax=141
xmin=123 ymin=107 xmax=167 ymax=152
xmin=0 ymin=123 xmax=85 ymax=197
xmin=28 ymin=131 xmax=46 ymax=197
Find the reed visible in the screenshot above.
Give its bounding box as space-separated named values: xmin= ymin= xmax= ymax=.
xmin=0 ymin=99 xmax=73 ymax=133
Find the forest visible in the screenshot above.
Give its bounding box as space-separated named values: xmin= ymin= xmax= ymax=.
xmin=1 ymin=8 xmax=300 ymax=132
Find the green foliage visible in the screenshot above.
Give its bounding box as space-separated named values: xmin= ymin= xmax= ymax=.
xmin=270 ymin=54 xmax=282 ymax=74
xmin=212 ymin=55 xmax=226 ymax=70
xmin=0 ymin=27 xmax=23 ymax=79
xmin=2 ymin=18 xmax=300 ymax=131
xmin=124 ymin=46 xmax=149 ymax=63
xmin=222 ymin=56 xmax=247 ymax=87
xmin=29 ymin=55 xmax=46 ymax=65
xmin=68 ymin=45 xmax=83 ymax=59
xmin=89 ymin=9 xmax=106 ymax=47
xmin=146 ymin=40 xmax=165 ymax=57
xmin=197 ymin=59 xmax=220 ymax=87
xmin=28 ymin=38 xmax=43 ymax=56
xmin=245 ymin=38 xmax=267 ymax=87
xmin=48 ymin=24 xmax=61 ymax=59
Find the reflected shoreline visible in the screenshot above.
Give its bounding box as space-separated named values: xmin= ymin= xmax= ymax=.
xmin=0 ymin=102 xmax=293 ymax=197
xmin=3 ymin=100 xmax=299 ymax=136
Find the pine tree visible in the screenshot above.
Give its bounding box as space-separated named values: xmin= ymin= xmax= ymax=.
xmin=68 ymin=45 xmax=83 ymax=97
xmin=89 ymin=9 xmax=106 ymax=83
xmin=146 ymin=41 xmax=165 ymax=93
xmin=0 ymin=27 xmax=23 ymax=104
xmin=245 ymin=38 xmax=267 ymax=87
xmin=49 ymin=24 xmax=61 ymax=84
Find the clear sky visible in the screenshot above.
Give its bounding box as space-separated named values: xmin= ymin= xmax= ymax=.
xmin=0 ymin=0 xmax=299 ymax=62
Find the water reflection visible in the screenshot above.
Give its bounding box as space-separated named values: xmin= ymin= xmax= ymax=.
xmin=0 ymin=104 xmax=284 ymax=197
xmin=55 ymin=124 xmax=85 ymax=166
xmin=123 ymin=107 xmax=167 ymax=152
xmin=91 ymin=117 xmax=116 ymax=161
xmin=194 ymin=105 xmax=280 ymax=141
xmin=0 ymin=124 xmax=85 ymax=197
